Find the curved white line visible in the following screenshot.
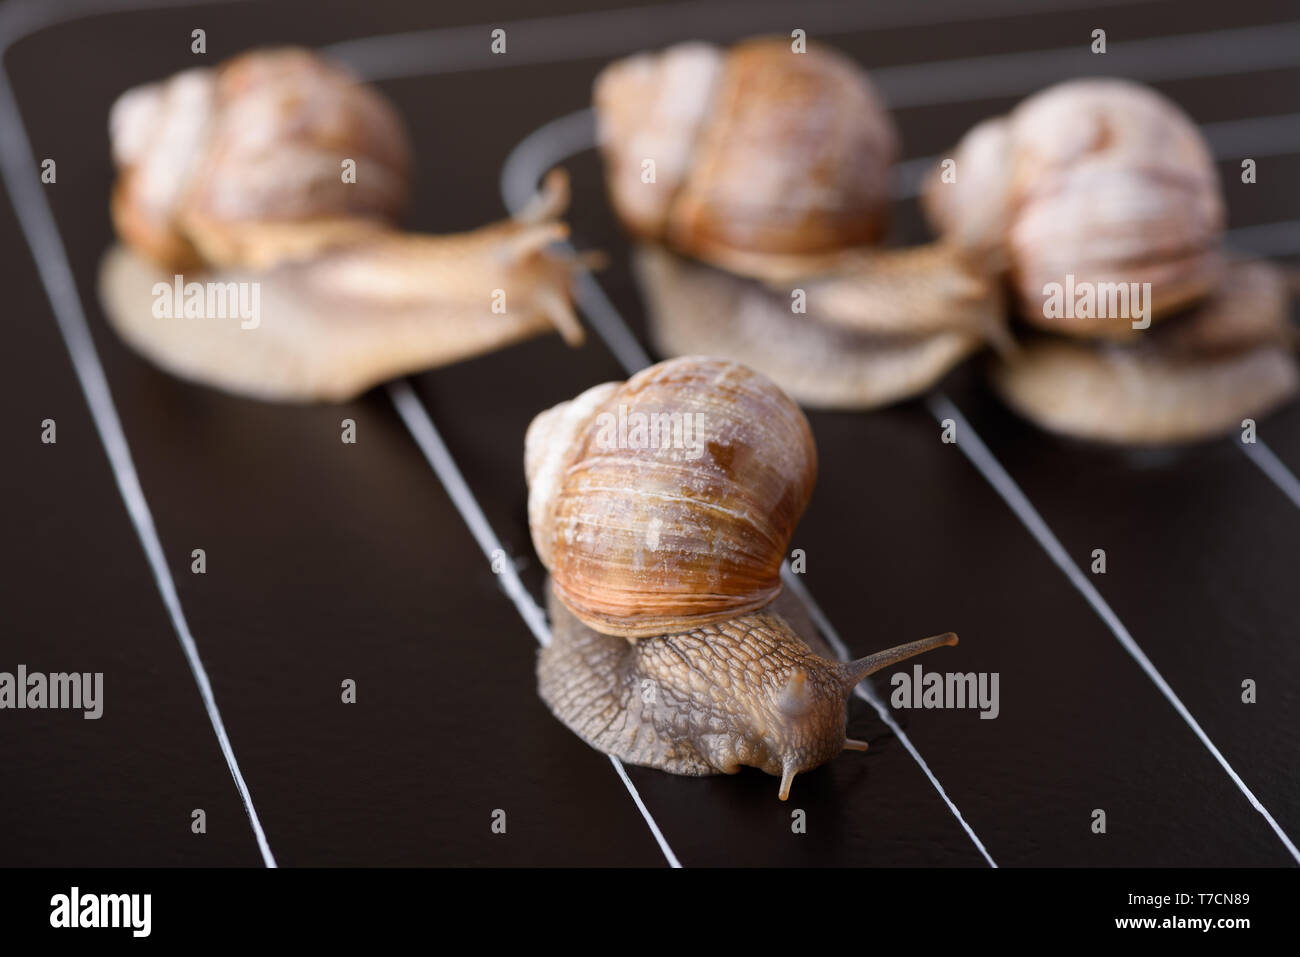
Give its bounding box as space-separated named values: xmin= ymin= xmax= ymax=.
xmin=323 ymin=0 xmax=1162 ymax=82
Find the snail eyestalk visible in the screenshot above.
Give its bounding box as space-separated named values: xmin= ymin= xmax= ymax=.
xmin=779 ymin=760 xmax=798 ymax=802
xmin=839 ymin=632 xmax=959 ymax=691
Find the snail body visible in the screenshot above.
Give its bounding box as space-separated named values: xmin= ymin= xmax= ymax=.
xmin=594 ymin=38 xmax=1003 ymax=409
xmin=528 ymin=357 xmax=959 ymax=798
xmin=101 ymin=48 xmax=584 ymax=402
xmin=541 ymin=587 xmax=957 ymax=799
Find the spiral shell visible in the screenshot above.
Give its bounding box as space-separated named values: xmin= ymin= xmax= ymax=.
xmin=525 ymin=356 xmax=817 ymax=639
xmin=110 ymin=47 xmax=412 ymax=270
xmin=595 ymin=37 xmax=898 ymax=276
xmin=924 ymin=78 xmax=1224 ymax=336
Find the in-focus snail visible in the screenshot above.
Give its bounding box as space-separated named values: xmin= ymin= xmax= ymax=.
xmin=924 ymin=78 xmax=1299 ymax=442
xmin=100 ymin=47 xmax=586 ymax=402
xmin=526 ymin=356 xmax=959 ymax=798
xmin=593 ymin=37 xmax=1003 ymax=409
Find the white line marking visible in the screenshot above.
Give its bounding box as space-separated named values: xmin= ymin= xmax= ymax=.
xmin=0 ymin=57 xmax=275 ymax=868
xmin=1241 ymin=440 xmax=1300 ymax=509
xmin=502 ymin=114 xmax=997 ymax=866
xmin=927 ymin=392 xmax=1300 ymax=864
xmin=780 ymin=571 xmax=998 ymax=867
xmin=873 ymin=21 xmax=1300 ymax=109
xmin=386 ymin=382 xmax=682 ymax=869
xmin=324 ymin=0 xmax=1160 ymax=81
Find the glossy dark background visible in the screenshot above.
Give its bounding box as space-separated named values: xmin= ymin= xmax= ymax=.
xmin=1 ymin=0 xmax=1297 ymax=866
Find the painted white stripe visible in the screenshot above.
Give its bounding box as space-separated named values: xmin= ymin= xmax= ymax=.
xmin=386 ymin=382 xmax=682 ymax=868
xmin=324 ymin=0 xmax=1161 ymax=81
xmin=0 ymin=64 xmax=276 ymax=868
xmin=927 ymin=392 xmax=1300 ymax=864
xmin=1241 ymin=440 xmax=1300 ymax=510
xmin=780 ymin=571 xmax=998 ymax=867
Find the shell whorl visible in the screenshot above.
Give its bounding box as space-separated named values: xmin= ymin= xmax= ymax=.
xmin=924 ymin=78 xmax=1225 ymax=333
xmin=109 ymin=47 xmax=413 ymax=271
xmin=595 ymin=37 xmax=898 ymax=271
xmin=525 ymin=356 xmax=817 ymax=639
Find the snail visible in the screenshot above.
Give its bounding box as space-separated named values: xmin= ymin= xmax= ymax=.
xmin=592 ymin=37 xmax=1004 ymax=409
xmin=526 ymin=355 xmax=959 ymax=798
xmin=99 ymin=47 xmax=585 ymax=402
xmin=923 ymin=78 xmax=1299 ymax=442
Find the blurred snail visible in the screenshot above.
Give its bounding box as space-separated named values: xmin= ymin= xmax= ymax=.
xmin=526 ymin=356 xmax=958 ymax=799
xmin=924 ymin=78 xmax=1298 ymax=443
xmin=100 ymin=47 xmax=585 ymax=402
xmin=593 ymin=37 xmax=1003 ymax=409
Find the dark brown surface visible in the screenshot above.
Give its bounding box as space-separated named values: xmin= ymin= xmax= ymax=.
xmin=1 ymin=0 xmax=1297 ymax=866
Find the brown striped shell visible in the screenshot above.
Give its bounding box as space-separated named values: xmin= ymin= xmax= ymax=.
xmin=594 ymin=37 xmax=898 ymax=277
xmin=923 ymin=78 xmax=1225 ymax=337
xmin=525 ymin=356 xmax=817 ymax=639
xmin=110 ymin=47 xmax=412 ymax=271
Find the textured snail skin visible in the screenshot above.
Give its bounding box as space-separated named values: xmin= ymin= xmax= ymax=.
xmin=99 ymin=175 xmax=581 ymax=402
xmin=635 ymin=245 xmax=984 ymax=410
xmin=595 ymin=37 xmax=898 ymax=274
xmin=992 ymin=261 xmax=1299 ymax=444
xmin=526 ymin=356 xmax=817 ymax=638
xmin=540 ymin=582 xmax=957 ymax=799
xmin=924 ymin=78 xmax=1225 ymax=336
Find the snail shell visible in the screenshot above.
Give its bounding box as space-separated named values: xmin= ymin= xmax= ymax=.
xmin=525 ymin=356 xmax=817 ymax=638
xmin=540 ymin=582 xmax=957 ymax=799
xmin=595 ymin=37 xmax=898 ymax=276
xmin=110 ymin=47 xmax=412 ymax=271
xmin=924 ymin=78 xmax=1225 ymax=336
